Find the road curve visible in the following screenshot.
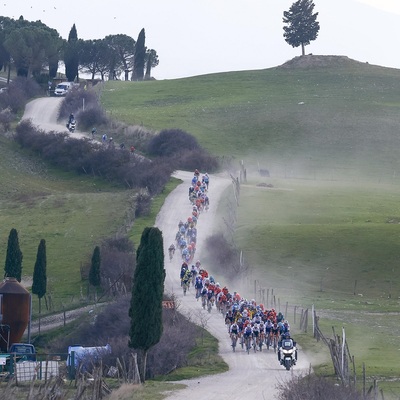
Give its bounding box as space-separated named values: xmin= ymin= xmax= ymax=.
xmin=22 ymin=97 xmax=87 ymax=139
xmin=24 ymin=97 xmax=311 ymax=400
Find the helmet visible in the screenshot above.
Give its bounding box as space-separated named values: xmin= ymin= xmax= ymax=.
xmin=284 ymin=332 xmax=290 ymax=338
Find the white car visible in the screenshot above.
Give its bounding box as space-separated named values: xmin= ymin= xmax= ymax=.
xmin=54 ymin=82 xmax=74 ymax=96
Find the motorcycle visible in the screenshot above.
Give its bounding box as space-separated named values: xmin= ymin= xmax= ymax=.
xmin=278 ymin=337 xmax=297 ymax=371
xmin=67 ymin=119 xmax=76 ymax=133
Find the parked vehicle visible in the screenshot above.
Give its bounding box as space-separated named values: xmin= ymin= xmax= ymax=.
xmin=0 ymin=343 xmax=36 ymax=375
xmin=54 ymin=82 xmax=74 ymax=96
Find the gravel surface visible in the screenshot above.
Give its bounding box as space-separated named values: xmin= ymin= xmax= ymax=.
xmin=157 ymin=171 xmax=311 ymax=400
xmin=24 ymin=97 xmax=312 ymax=400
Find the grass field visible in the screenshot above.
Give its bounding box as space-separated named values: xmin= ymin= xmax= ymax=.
xmin=0 ymin=135 xmax=133 ymax=306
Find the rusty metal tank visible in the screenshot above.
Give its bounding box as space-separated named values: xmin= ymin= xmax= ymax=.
xmin=0 ymin=278 xmax=31 ymax=352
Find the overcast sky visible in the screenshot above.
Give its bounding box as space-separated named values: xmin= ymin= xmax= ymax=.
xmin=2 ymin=0 xmax=400 ymax=79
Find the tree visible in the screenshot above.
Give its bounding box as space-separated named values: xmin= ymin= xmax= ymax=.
xmin=144 ymin=49 xmax=159 ymax=80
xmin=283 ymin=0 xmax=320 ymax=56
xmin=89 ymin=246 xmax=101 ymax=288
xmin=4 ymin=228 xmax=23 ymax=282
xmin=104 ymin=34 xmax=135 ymax=81
xmin=2 ymin=17 xmax=62 ymax=78
xmin=132 ymin=28 xmax=145 ymax=81
xmin=32 ymin=239 xmax=47 ymax=315
xmin=64 ymin=24 xmax=79 ymax=82
xmin=129 ymin=227 xmax=165 ymax=383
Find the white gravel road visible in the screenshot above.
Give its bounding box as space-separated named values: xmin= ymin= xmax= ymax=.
xmin=156 ymin=171 xmax=311 ymax=400
xmin=24 ymin=97 xmax=311 ymax=400
xmin=23 ymin=97 xmax=87 ymax=139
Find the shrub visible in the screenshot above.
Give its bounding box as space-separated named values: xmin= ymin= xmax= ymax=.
xmin=0 ymin=107 xmax=14 ymax=131
xmin=0 ymin=77 xmax=41 ymax=113
xmin=134 ymin=188 xmax=151 ymax=217
xmin=147 ymin=128 xmax=220 ymax=172
xmin=75 ymin=105 xmax=109 ymax=131
xmin=100 ymin=236 xmax=135 ymax=293
xmin=172 ymin=149 xmax=220 ymax=172
xmin=13 ymin=120 xmax=173 ymax=195
xmin=147 ymin=128 xmax=200 ymax=157
xmin=277 ymin=373 xmax=363 ymax=400
xmin=58 ymin=88 xmax=109 ymax=128
xmin=109 ymin=122 xmax=156 ymax=153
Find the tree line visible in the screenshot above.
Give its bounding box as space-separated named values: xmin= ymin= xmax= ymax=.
xmin=0 ymin=16 xmax=158 ymax=84
xmin=0 ymin=0 xmax=319 ymax=86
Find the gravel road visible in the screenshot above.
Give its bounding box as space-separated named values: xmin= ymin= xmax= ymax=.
xmin=24 ymin=97 xmax=311 ymax=400
xmin=156 ymin=171 xmax=311 ymax=400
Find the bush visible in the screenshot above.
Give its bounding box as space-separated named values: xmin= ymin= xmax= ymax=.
xmin=147 ymin=128 xmax=220 ymax=172
xmin=100 ymin=236 xmax=135 ymax=293
xmin=14 ymin=120 xmax=173 ymax=195
xmin=109 ymin=122 xmax=156 ymax=153
xmin=75 ymin=105 xmax=109 ymax=131
xmin=58 ymin=88 xmax=109 ymax=130
xmin=147 ymin=128 xmax=200 ymax=157
xmin=134 ymin=188 xmax=151 ymax=217
xmin=0 ymin=107 xmax=14 ymax=131
xmin=277 ymin=373 xmax=363 ymax=400
xmin=0 ymin=77 xmax=41 ymax=113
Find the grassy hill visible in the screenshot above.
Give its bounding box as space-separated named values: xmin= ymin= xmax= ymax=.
xmin=100 ymin=56 xmax=400 ymax=396
xmin=102 ymin=55 xmax=400 ymax=181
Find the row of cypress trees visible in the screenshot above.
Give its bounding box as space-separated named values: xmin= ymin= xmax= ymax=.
xmin=3 ymin=228 xmax=47 ymax=311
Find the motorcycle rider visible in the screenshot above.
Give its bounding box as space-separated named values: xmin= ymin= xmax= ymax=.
xmin=278 ymin=332 xmax=297 ymax=364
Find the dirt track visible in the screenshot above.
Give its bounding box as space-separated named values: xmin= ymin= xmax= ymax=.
xmin=24 ymin=97 xmax=311 ymax=400
xmin=156 ymin=171 xmax=310 ymax=400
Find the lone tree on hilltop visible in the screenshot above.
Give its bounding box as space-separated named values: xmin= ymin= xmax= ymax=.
xmin=4 ymin=228 xmax=23 ymax=282
xmin=32 ymin=239 xmax=47 ymax=316
xmin=129 ymin=227 xmax=165 ymax=383
xmin=283 ymin=0 xmax=320 ymax=56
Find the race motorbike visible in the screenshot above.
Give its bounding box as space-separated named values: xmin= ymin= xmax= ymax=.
xmin=67 ymin=119 xmax=76 ymax=133
xmin=278 ymin=337 xmax=297 ymax=371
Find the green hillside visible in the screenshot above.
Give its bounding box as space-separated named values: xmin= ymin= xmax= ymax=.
xmin=102 ymin=55 xmax=400 ymax=180
xmin=0 ymin=137 xmax=131 ymax=303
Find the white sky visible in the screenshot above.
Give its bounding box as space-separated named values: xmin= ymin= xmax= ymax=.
xmin=2 ymin=0 xmax=400 ymax=79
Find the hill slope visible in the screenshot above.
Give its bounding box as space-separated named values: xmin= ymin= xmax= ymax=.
xmin=102 ymin=55 xmax=400 ymax=181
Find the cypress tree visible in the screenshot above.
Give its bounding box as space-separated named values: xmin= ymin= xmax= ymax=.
xmin=132 ymin=28 xmax=145 ymax=81
xmin=64 ymin=23 xmax=79 ymax=82
xmin=129 ymin=227 xmax=165 ymax=382
xmin=32 ymin=239 xmax=47 ymax=314
xmin=89 ymin=246 xmax=101 ymax=287
xmin=4 ymin=228 xmax=23 ymax=282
